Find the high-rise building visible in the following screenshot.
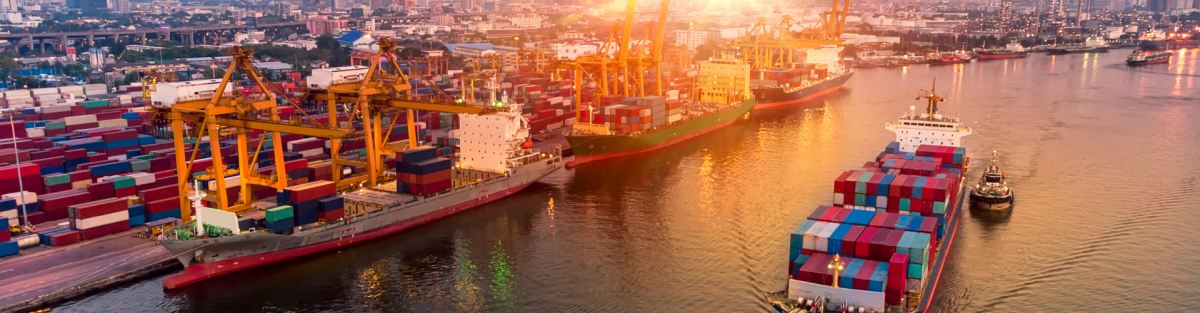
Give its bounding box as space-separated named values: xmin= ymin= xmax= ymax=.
xmin=68 ymin=0 xmax=108 ymax=13
xmin=0 ymin=0 xmax=17 ymax=11
xmin=1000 ymin=0 xmax=1012 ymax=31
xmin=112 ymin=0 xmax=130 ymax=13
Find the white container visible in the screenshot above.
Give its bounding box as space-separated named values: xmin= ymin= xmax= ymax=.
xmin=75 ymin=210 xmax=129 ymax=229
xmin=97 ymin=119 xmax=128 ymax=128
xmin=802 ymin=221 xmax=828 ymax=251
xmin=32 ymin=88 xmax=57 ymax=95
xmin=876 ymin=196 xmax=888 ymax=209
xmin=815 ymin=222 xmax=839 ymax=252
xmin=288 ymin=137 xmax=322 ymax=151
xmin=299 ymin=148 xmax=324 ymax=157
xmin=2 ymin=191 xmax=36 ymax=205
xmin=207 ymin=175 xmax=240 ymax=190
xmin=64 ymin=114 xmax=98 ymax=126
xmin=833 ymin=192 xmax=844 ymax=205
xmin=668 ymin=114 xmax=682 ymax=123
xmin=60 ymin=86 xmax=84 ymax=94
xmin=564 ymin=117 xmax=576 ymax=126
xmin=26 ymin=128 xmax=44 ymax=138
xmin=42 ymin=105 xmax=72 ymax=113
xmin=0 ymin=208 xmax=16 ymax=220
xmin=107 ymin=155 xmax=127 ymax=161
xmin=127 ymin=172 xmax=155 ymax=186
xmin=14 ymin=234 xmax=39 ymax=248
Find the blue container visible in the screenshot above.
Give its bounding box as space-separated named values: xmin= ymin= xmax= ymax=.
xmin=129 ymin=215 xmax=146 ymax=227
xmin=0 ymin=240 xmax=17 ymax=257
xmin=149 ymin=208 xmax=182 ymax=222
xmin=91 ymin=162 xmax=131 ymax=176
xmin=38 ymin=228 xmax=69 ymax=244
xmin=882 ymin=158 xmax=897 ymax=169
xmin=860 ymin=210 xmax=877 ymax=225
xmin=293 ymin=199 xmax=319 ymax=217
xmin=877 ymin=175 xmax=895 ymax=196
xmin=237 ymin=218 xmax=259 ymax=231
xmin=902 ymin=153 xmax=915 ymax=160
xmin=281 ymin=152 xmax=304 ymax=161
xmin=40 ymin=166 xmax=63 ymax=175
xmin=949 ymin=168 xmax=961 ymax=174
xmin=127 ymin=204 xmax=146 ymax=217
xmin=864 ymin=195 xmax=877 ymax=207
xmin=869 ymin=263 xmax=888 ymax=292
xmin=122 ymin=112 xmax=139 ymax=119
xmin=790 ymin=220 xmax=816 ymax=248
xmin=265 ymin=218 xmax=294 ymax=233
xmin=829 ymin=223 xmax=853 ymax=255
xmin=285 ymin=168 xmax=310 ymax=180
xmin=105 ymin=138 xmax=139 ymax=150
xmin=912 ymin=177 xmax=927 ymax=199
xmin=791 ymin=254 xmax=810 ymax=276
xmin=789 ymin=247 xmax=801 ymax=267
xmin=125 ymin=149 xmax=142 ymax=158
xmin=276 ymin=190 xmax=291 ymax=204
xmin=906 ymin=216 xmax=925 ymax=232
xmin=318 ymin=196 xmax=344 ymax=212
xmin=895 ymin=215 xmax=912 ymax=230
xmin=294 ymin=212 xmax=318 ymax=226
xmin=0 ymin=198 xmax=14 ymax=210
xmin=399 ymin=147 xmax=439 ymax=163
xmin=886 ymin=142 xmax=900 ymax=154
xmin=896 ymin=231 xmax=916 ymax=256
xmin=14 ymin=202 xmax=41 ymax=213
xmin=840 ymin=259 xmax=865 ymax=289
xmin=138 ymin=135 xmax=155 ymax=145
xmin=397 ymin=158 xmax=452 ymax=175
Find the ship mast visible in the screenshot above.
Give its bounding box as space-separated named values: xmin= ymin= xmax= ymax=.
xmin=917 ymin=79 xmax=943 ymax=116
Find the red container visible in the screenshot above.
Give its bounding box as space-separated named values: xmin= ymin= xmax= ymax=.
xmin=286 ymin=181 xmax=335 ymax=203
xmin=20 ymin=211 xmax=46 ymax=224
xmin=886 ymin=288 xmax=904 ymax=304
xmin=855 ymin=227 xmax=879 ymax=259
xmin=138 ymin=185 xmax=178 ymax=203
xmin=818 ymin=206 xmax=841 ymax=222
xmin=865 ymin=174 xmax=884 ymax=196
xmin=853 ymin=260 xmax=879 ymax=291
xmin=396 ymin=169 xmax=451 ymax=185
xmin=100 ymin=129 xmax=138 ymax=142
xmin=888 ymin=253 xmax=908 ymax=290
xmin=318 ymin=207 xmax=344 ymax=221
xmin=114 ymin=187 xmax=135 ymax=197
xmin=843 ymin=225 xmax=865 ymax=255
xmin=883 ymin=229 xmax=904 ymax=259
xmin=868 ymin=212 xmax=889 ymax=228
xmin=146 ymin=197 xmax=181 ymax=214
xmin=870 ymin=228 xmax=892 ymax=261
xmin=79 ymin=220 xmax=130 ymax=240
xmin=832 ymin=208 xmax=852 ymax=223
xmin=833 ymin=171 xmax=852 ymax=194
xmin=283 ymin=159 xmax=308 ymax=172
xmin=797 ymin=253 xmax=830 ymax=282
xmin=41 ymin=191 xmax=92 ymax=220
xmin=407 ymin=179 xmax=451 ymax=195
xmin=70 ymin=198 xmax=125 ymax=219
xmin=68 ymin=170 xmax=92 ymax=182
xmin=0 ymin=163 xmax=40 ymax=179
xmin=49 ymin=230 xmax=82 ymax=247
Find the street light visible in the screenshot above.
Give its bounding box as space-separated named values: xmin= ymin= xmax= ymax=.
xmin=827 ymin=254 xmax=845 ymax=289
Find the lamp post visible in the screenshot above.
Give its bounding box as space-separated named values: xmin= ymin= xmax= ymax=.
xmin=4 ymin=110 xmax=30 ymax=229
xmin=828 ymin=254 xmax=845 ymax=289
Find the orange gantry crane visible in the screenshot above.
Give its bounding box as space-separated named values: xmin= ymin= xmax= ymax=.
xmin=155 ymin=39 xmax=505 ymax=221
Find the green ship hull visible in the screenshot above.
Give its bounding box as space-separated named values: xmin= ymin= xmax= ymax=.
xmin=565 ymin=98 xmax=756 ymax=167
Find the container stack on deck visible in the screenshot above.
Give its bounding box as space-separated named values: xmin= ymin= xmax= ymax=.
xmin=787 ymin=142 xmax=964 ymax=306
xmin=395 ymin=146 xmax=452 ymax=195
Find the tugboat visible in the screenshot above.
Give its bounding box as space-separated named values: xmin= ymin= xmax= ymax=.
xmin=1126 ymin=48 xmax=1171 ymax=66
xmin=970 ymin=149 xmax=1014 ymax=211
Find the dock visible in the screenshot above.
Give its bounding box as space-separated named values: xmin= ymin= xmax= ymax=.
xmin=0 ymin=229 xmax=177 ymax=313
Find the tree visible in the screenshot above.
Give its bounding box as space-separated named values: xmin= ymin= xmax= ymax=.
xmin=275 ymin=29 xmax=296 ymax=40
xmin=120 ymin=50 xmax=143 ymax=62
xmin=123 ymin=72 xmax=141 ymax=85
xmin=0 ymin=54 xmax=20 ymax=72
xmin=316 ymin=34 xmax=339 ymax=50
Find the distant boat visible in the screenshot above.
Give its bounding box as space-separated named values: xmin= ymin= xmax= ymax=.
xmin=1046 ymin=37 xmax=1110 ymax=55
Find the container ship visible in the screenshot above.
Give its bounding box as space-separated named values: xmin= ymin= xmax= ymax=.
xmin=1046 ymin=37 xmax=1110 ymax=55
xmin=767 ymin=85 xmax=972 ymax=313
xmin=977 ymin=43 xmax=1028 ymax=60
xmin=750 ymin=46 xmax=854 ymax=110
xmin=160 ymin=98 xmax=562 ymax=289
xmin=1126 ymin=48 xmax=1171 ymax=66
xmin=564 ymin=59 xmax=756 ymax=167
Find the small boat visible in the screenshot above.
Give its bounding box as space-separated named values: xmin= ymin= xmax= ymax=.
xmin=1126 ymin=48 xmax=1171 ymax=66
xmin=970 ymin=149 xmax=1014 ymax=211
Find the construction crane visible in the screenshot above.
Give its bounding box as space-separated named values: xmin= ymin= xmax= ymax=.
xmin=732 ymin=0 xmax=851 ymax=70
xmin=154 ymin=46 xmax=350 ymax=220
xmin=140 ymin=69 xmax=175 ymax=103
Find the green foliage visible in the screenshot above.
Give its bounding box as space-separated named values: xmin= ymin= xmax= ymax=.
xmin=315 ymin=34 xmax=339 ymax=50
xmin=123 ymin=72 xmax=141 ymax=85
xmin=120 ymin=50 xmax=142 ymax=62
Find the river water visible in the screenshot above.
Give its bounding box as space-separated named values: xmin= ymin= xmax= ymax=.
xmin=55 ymin=49 xmax=1200 ymax=312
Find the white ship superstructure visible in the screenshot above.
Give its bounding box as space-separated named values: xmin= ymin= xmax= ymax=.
xmin=884 ymin=86 xmax=972 ymax=153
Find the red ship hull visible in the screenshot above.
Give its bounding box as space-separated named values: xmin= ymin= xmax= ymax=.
xmin=162 ymin=181 xmax=537 ymax=289
xmin=977 ymin=53 xmax=1025 ymax=60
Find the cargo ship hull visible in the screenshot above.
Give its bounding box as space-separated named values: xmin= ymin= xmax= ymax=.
xmin=565 ymin=98 xmax=755 ymax=167
xmin=161 ymin=157 xmax=561 ymax=289
xmin=751 ymin=71 xmax=854 ymax=110
xmin=915 ymin=161 xmax=969 ymax=312
xmin=977 ymin=53 xmax=1026 ymax=60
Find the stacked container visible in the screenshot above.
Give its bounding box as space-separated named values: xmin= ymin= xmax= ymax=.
xmin=318 ymin=196 xmax=344 ymax=222
xmin=395 ymin=147 xmax=452 ymax=195
xmin=68 ymin=198 xmax=131 ymax=240
xmin=265 ymin=205 xmax=294 ymax=233
xmin=277 ymin=180 xmax=336 ymax=227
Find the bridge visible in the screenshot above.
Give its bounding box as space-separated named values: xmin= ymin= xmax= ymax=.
xmin=0 ymin=22 xmax=305 ymax=53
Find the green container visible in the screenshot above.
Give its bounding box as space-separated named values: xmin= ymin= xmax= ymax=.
xmin=192 ymin=171 xmax=206 ymax=178
xmin=266 ymin=205 xmax=293 ymax=222
xmin=896 ymin=231 xmax=916 ymax=257
xmin=134 ymin=155 xmax=153 ymax=160
xmin=932 ymin=201 xmax=945 ymax=214
xmin=104 ymin=176 xmax=136 ymax=189
xmin=45 ymin=121 xmax=66 ymax=130
xmin=44 ymin=174 xmax=71 ymax=186
xmin=899 ymin=198 xmax=911 ymax=211
xmin=854 ymin=193 xmax=865 ymax=206
xmin=855 ymin=172 xmax=873 ymax=194
xmin=130 ymin=160 xmax=150 ymax=171
xmin=151 ymin=148 xmax=174 ymax=157
xmin=83 ymin=100 xmax=109 ymax=108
